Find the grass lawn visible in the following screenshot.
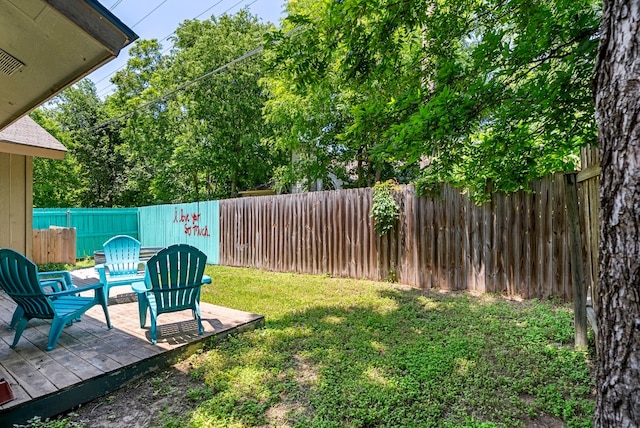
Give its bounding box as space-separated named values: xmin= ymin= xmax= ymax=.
xmin=37 ymin=265 xmax=594 ymax=428
xmin=186 ymin=266 xmax=594 ymax=427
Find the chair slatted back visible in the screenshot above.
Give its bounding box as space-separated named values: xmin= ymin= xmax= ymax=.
xmin=0 ymin=249 xmax=55 ymax=319
xmin=145 ymin=244 xmax=207 ymax=315
xmin=103 ymin=235 xmax=141 ymax=276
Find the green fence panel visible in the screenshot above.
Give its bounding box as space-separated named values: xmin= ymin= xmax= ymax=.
xmin=33 ymin=208 xmax=139 ymax=259
xmin=139 ymin=201 xmax=219 ymax=264
xmin=32 ymin=208 xmax=69 ymax=230
xmin=34 ymin=203 xmax=219 ymax=263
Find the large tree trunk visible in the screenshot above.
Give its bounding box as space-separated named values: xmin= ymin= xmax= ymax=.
xmin=593 ymin=0 xmax=640 ymax=426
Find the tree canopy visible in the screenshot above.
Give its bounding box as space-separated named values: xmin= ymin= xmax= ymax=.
xmin=33 ymin=10 xmax=285 ymax=206
xmin=33 ymin=1 xmax=600 ymax=205
xmin=263 ymin=0 xmax=600 ymax=200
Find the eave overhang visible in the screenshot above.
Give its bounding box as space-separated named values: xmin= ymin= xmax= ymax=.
xmin=0 ymin=0 xmax=138 ymax=130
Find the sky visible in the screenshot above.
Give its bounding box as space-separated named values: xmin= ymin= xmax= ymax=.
xmin=88 ymin=0 xmax=287 ymax=97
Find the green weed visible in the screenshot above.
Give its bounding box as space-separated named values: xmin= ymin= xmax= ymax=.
xmin=19 ymin=416 xmax=84 ymax=428
xmin=189 ymin=266 xmax=595 ymax=428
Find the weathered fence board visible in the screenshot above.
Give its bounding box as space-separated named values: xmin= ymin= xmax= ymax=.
xmin=220 ymin=170 xmax=598 ymax=301
xmin=32 ymin=227 xmax=76 ymax=265
xmin=578 ymin=146 xmax=600 ymax=336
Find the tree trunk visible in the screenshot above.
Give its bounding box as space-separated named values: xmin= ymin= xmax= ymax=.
xmin=230 ymin=174 xmax=238 ymax=198
xmin=192 ymin=172 xmax=199 ymax=202
xmin=593 ymin=0 xmax=640 ymax=426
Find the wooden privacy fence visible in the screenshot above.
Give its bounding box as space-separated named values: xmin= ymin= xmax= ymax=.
xmin=220 ymin=188 xmax=378 ymax=279
xmin=221 ymin=168 xmax=599 ymax=302
xmin=32 ymin=227 xmax=76 ymax=265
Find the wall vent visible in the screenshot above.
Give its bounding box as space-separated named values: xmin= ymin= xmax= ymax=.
xmin=0 ymin=48 xmax=24 ymax=76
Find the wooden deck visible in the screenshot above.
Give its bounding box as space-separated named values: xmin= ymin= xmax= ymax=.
xmin=0 ymin=269 xmax=264 ymax=427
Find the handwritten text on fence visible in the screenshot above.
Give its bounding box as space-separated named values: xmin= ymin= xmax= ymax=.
xmin=173 ymin=208 xmax=211 ymax=237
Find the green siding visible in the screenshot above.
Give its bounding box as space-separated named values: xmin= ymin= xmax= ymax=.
xmin=139 ymin=201 xmax=220 ymax=264
xmin=33 ymin=208 xmax=139 ymax=258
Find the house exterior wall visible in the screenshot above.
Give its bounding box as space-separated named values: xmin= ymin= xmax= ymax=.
xmin=0 ymin=152 xmax=33 ymax=258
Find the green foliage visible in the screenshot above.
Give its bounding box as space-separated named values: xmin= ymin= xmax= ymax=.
xmin=138 ymin=11 xmax=283 ymax=200
xmin=34 ymin=80 xmax=135 ymax=207
xmin=37 ymin=262 xmax=68 ymax=272
xmin=20 ymin=415 xmax=84 ymax=428
xmin=49 ymin=267 xmax=593 ymax=427
xmin=264 ymin=0 xmax=600 ymax=201
xmin=29 ymin=110 xmax=84 ymax=208
xmin=150 ymin=371 xmax=174 ymax=397
xmin=262 ymin=0 xmax=416 ymax=190
xmin=371 ymin=180 xmax=400 ymax=235
xmin=73 ymin=258 xmax=94 ymax=269
xmin=37 ymin=259 xmax=90 ymax=272
xmin=113 ymin=11 xmax=287 ymax=202
xmin=33 ymin=1 xmax=601 ymax=206
xmin=33 ymin=12 xmax=288 ymax=207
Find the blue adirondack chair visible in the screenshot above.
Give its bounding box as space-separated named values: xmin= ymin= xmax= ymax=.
xmin=95 ymin=235 xmax=145 ymax=299
xmin=131 ymin=244 xmax=211 ymax=344
xmin=0 ymin=248 xmax=112 ymax=351
xmin=8 ymin=269 xmax=76 ymax=329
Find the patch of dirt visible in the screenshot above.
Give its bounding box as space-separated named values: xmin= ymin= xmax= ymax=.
xmin=59 ymin=352 xmax=322 ymax=428
xmin=523 ymin=415 xmax=567 ymax=428
xmin=62 ymin=360 xmax=200 ymax=428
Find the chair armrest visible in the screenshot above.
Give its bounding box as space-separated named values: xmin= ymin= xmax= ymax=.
xmin=46 ymin=282 xmax=105 ymax=297
xmin=202 ymin=275 xmax=212 ymax=285
xmin=40 ymin=279 xmax=65 ymax=293
xmin=39 ymin=270 xmax=74 ymax=290
xmin=94 ymin=264 xmax=108 ymax=284
xmin=131 ymin=281 xmax=148 ymax=294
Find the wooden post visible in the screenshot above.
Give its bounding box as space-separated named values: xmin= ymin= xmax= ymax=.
xmin=577 ymin=164 xmax=600 ymax=346
xmin=565 ymin=173 xmax=588 ymax=350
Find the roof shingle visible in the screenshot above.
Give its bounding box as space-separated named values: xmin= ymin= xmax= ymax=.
xmin=0 ymin=116 xmax=67 ymax=155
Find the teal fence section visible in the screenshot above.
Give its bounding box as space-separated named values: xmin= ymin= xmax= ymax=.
xmin=139 ymin=201 xmax=220 ymax=264
xmin=33 ymin=208 xmax=139 ymax=258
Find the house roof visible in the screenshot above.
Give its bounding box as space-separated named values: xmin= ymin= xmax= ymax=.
xmin=0 ymin=0 xmax=138 ymax=130
xmin=0 ymin=116 xmax=67 ymax=160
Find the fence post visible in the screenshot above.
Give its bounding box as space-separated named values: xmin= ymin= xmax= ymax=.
xmin=565 ymin=173 xmax=588 ymax=350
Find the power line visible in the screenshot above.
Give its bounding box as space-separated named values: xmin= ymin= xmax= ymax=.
xmin=97 ymin=0 xmax=262 ymax=97
xmin=95 ymin=0 xmax=189 ymax=88
xmin=94 ymin=0 xmax=248 ymax=94
xmin=131 ymin=0 xmax=169 ymax=28
xmin=88 ymin=47 xmax=264 ymax=133
xmin=157 ymin=0 xmax=258 ymax=56
xmin=192 ymin=0 xmax=230 ymax=21
xmin=222 ymin=0 xmax=258 ymax=17
xmin=109 ymin=0 xmax=125 ymax=11
xmin=86 ymin=25 xmax=305 ymax=134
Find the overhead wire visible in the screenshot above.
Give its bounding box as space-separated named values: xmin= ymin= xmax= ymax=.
xmin=95 ymin=0 xmax=196 ymax=89
xmin=155 ymin=0 xmax=258 ymax=56
xmin=131 ymin=0 xmax=169 ymax=28
xmin=109 ymin=0 xmax=125 ymax=11
xmin=95 ymin=0 xmax=261 ymax=96
xmin=85 ymin=25 xmax=306 ymax=134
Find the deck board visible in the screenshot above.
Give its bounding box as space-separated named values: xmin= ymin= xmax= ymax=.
xmin=0 ymin=268 xmax=264 ymax=427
